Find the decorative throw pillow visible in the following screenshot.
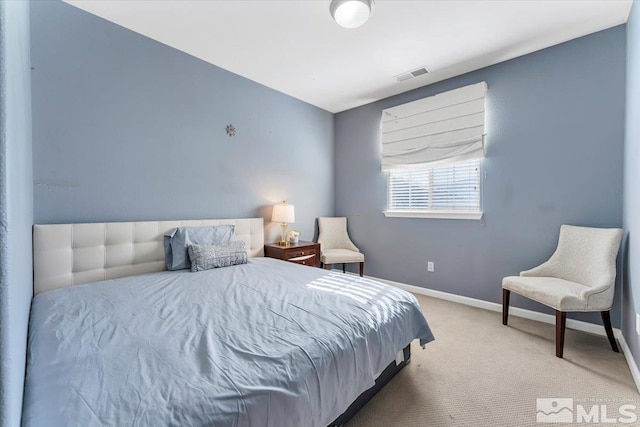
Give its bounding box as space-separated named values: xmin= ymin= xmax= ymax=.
xmin=188 ymin=241 xmax=248 ymax=272
xmin=164 ymin=225 xmax=235 ymax=271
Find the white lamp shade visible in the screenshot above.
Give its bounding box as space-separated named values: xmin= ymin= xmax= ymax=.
xmin=272 ymin=204 xmax=295 ymax=223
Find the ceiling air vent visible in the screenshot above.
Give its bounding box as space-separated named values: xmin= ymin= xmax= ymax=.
xmin=396 ymin=66 xmax=429 ymax=82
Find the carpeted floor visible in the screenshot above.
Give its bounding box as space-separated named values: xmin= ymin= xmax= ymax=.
xmin=346 ymin=294 xmax=639 ymax=427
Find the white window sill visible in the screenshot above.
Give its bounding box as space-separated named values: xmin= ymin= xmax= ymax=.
xmin=383 ymin=211 xmax=484 ymax=220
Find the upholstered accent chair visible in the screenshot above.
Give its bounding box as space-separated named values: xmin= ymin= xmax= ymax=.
xmin=502 ymin=225 xmax=623 ymax=358
xmin=317 ymin=217 xmax=365 ymax=277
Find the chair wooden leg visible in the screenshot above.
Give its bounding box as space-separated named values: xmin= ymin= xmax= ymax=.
xmin=556 ymin=311 xmax=567 ymax=358
xmin=601 ymin=311 xmax=620 ymax=353
xmin=359 ymin=262 xmax=364 ymax=277
xmin=342 ymin=263 xmax=345 ymax=273
xmin=324 ymin=263 xmax=331 ymax=270
xmin=502 ymin=289 xmax=510 ymax=326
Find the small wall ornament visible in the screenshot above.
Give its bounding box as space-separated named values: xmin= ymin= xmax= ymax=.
xmin=226 ymin=124 xmax=236 ymax=137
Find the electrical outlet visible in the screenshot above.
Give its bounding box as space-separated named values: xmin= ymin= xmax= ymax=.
xmin=427 ymin=262 xmax=434 ymax=272
xmin=636 ymin=313 xmax=640 ymax=335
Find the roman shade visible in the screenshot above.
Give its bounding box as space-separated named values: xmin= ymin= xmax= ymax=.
xmin=381 ymin=82 xmax=487 ymax=170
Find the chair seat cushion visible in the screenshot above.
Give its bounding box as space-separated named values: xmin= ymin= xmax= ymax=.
xmin=502 ymin=276 xmax=588 ymax=311
xmin=321 ymin=249 xmax=364 ymax=264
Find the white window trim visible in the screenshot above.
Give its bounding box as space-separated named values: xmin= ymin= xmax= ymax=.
xmin=383 ymin=210 xmax=483 ymax=220
xmin=385 ymin=159 xmax=483 ymax=220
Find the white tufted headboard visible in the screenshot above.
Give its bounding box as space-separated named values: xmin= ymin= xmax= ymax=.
xmin=33 ymin=218 xmax=264 ymax=295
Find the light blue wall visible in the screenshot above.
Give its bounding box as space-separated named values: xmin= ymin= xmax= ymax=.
xmin=335 ymin=26 xmax=626 ymax=327
xmin=30 ymin=1 xmax=334 ymax=242
xmin=623 ymin=2 xmax=640 ymax=368
xmin=0 ymin=1 xmax=34 ymax=426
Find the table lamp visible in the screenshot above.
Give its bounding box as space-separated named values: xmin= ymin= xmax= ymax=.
xmin=272 ymin=201 xmax=295 ymax=246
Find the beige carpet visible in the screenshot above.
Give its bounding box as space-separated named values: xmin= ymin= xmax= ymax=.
xmin=346 ymin=294 xmax=639 ymax=427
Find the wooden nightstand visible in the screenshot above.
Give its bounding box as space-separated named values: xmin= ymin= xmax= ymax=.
xmin=264 ymin=241 xmax=321 ymax=268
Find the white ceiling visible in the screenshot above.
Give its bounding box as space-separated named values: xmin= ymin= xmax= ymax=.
xmin=66 ymin=0 xmax=632 ymax=113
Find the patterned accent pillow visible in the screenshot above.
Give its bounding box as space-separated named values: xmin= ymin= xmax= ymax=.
xmin=187 ymin=241 xmax=248 ymax=272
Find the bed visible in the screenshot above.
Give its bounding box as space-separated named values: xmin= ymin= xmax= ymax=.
xmin=23 ymin=218 xmax=434 ymax=427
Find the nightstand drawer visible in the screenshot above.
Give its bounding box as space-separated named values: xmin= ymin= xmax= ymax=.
xmin=264 ymin=241 xmax=321 ymax=268
xmin=285 ymin=248 xmax=317 ymax=260
xmin=289 ymin=254 xmax=316 ymax=266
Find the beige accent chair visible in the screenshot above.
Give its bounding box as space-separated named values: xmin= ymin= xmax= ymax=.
xmin=502 ymin=224 xmax=623 ymax=358
xmin=317 ymin=217 xmax=365 ymax=277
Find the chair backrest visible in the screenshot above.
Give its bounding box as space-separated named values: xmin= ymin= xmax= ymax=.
xmin=317 ymin=217 xmax=358 ymax=251
xmin=548 ymin=225 xmax=623 ymax=287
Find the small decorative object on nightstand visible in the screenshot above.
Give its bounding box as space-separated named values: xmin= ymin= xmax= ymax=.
xmin=288 ymin=229 xmax=300 ymax=244
xmin=264 ymin=241 xmax=321 ymax=267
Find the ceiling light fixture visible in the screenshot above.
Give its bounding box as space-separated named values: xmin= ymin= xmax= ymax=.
xmin=330 ymin=0 xmax=374 ymax=29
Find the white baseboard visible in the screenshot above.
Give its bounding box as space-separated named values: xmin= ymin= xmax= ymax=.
xmin=615 ymin=332 xmax=640 ymax=393
xmin=373 ymin=276 xmax=614 ymax=337
xmin=338 ymin=270 xmax=640 ymax=394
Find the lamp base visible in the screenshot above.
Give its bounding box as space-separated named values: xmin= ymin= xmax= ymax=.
xmin=279 ymin=223 xmax=289 ymax=247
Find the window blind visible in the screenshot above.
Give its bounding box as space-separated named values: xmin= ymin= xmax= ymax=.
xmin=387 ymin=159 xmax=481 ymax=213
xmin=381 ymin=82 xmax=487 ymax=171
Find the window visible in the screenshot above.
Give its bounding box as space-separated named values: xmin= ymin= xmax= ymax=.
xmin=380 ymin=81 xmax=487 ymax=220
xmin=384 ymin=159 xmax=482 ymax=219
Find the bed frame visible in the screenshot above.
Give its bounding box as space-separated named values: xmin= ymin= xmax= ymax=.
xmin=32 ymin=217 xmax=411 ymax=426
xmin=328 ymin=344 xmax=411 ymax=427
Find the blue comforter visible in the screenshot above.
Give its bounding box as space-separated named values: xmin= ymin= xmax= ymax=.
xmin=23 ymin=258 xmax=434 ymax=427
